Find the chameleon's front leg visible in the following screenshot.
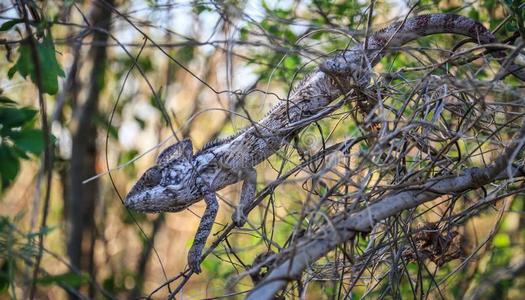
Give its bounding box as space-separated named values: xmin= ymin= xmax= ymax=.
xmin=187 ymin=190 xmax=218 ymax=274
xmin=232 ymin=167 xmax=257 ymax=227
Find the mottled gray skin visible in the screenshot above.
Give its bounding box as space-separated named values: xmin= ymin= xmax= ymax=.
xmin=124 ymin=14 xmax=524 ymax=273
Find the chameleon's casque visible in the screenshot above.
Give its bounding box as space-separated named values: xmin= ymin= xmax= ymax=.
xmin=124 ymin=140 xmax=200 ymax=212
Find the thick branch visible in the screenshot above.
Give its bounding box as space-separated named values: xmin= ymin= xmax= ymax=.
xmin=247 ymin=119 xmax=525 ymax=299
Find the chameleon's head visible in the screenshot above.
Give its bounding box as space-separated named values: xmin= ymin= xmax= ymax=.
xmin=124 ymin=139 xmax=199 ymax=213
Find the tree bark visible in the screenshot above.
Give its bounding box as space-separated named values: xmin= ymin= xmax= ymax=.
xmin=67 ymin=0 xmax=113 ymax=298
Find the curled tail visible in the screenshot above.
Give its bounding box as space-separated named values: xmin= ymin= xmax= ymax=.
xmin=321 ymin=13 xmax=525 ymax=81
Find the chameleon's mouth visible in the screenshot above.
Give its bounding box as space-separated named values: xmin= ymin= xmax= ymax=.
xmin=124 ymin=193 xmax=148 ymax=212
xmin=124 ymin=185 xmax=194 ymax=213
xmin=124 ymin=186 xmax=167 ymax=213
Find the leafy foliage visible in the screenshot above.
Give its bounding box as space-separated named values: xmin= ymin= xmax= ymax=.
xmin=8 ymin=31 xmax=65 ymax=95
xmin=36 ymin=272 xmax=88 ymax=287
xmin=0 ymin=215 xmax=88 ymax=296
xmin=0 ymin=94 xmax=46 ymax=191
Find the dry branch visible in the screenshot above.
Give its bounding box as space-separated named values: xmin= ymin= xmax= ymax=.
xmin=246 ymin=118 xmax=525 ymax=299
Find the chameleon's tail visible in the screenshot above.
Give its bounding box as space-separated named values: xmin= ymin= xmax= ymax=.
xmin=321 ymin=13 xmax=525 ymax=82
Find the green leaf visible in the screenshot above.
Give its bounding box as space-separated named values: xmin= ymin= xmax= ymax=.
xmin=10 ymin=129 xmax=45 ymax=154
xmin=283 ymin=55 xmax=299 ymax=70
xmin=468 ymin=9 xmax=480 ymax=21
xmin=37 ymin=34 xmax=66 ymax=95
xmin=0 ymin=145 xmax=20 ymax=190
xmin=8 ymin=44 xmax=32 ymax=79
xmin=506 ymin=21 xmax=518 ymax=32
xmin=118 ymin=149 xmax=139 ymax=165
xmin=240 ymin=27 xmax=249 ymax=41
xmin=102 ymin=275 xmax=117 ymax=293
xmin=10 ymin=146 xmax=30 ymax=159
xmin=27 ymin=225 xmax=55 ymax=239
xmin=0 ymin=19 xmax=22 ymax=32
xmin=7 ymin=65 xmax=17 ymax=79
xmin=201 ymin=255 xmax=221 ymax=274
xmin=441 ymin=6 xmax=461 ymax=13
xmin=177 ymin=45 xmax=194 ymax=63
xmin=0 ymin=262 xmax=10 ymax=292
xmin=494 ymin=233 xmax=511 ymax=247
xmin=0 ymin=107 xmax=37 ymax=129
xmin=134 ymin=116 xmax=146 ymax=129
xmin=8 ymin=32 xmax=65 ymax=95
xmin=193 ymin=3 xmax=211 ymax=14
xmin=0 ymin=96 xmax=17 ymax=106
xmin=37 ymin=272 xmax=88 ymax=288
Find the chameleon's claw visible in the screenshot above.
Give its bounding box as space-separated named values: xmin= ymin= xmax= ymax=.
xmin=186 ymin=191 xmax=218 ymax=274
xmin=187 ymin=248 xmax=202 ymax=274
xmin=232 ymin=207 xmax=247 ymax=227
xmin=234 ymin=167 xmax=256 ymax=227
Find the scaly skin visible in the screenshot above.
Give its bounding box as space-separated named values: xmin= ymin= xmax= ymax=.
xmin=124 ymin=14 xmax=524 ymax=273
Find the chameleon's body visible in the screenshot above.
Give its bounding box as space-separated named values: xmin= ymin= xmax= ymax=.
xmin=124 ymin=14 xmax=524 ymax=273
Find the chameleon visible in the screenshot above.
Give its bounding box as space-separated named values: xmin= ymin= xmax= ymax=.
xmin=124 ymin=13 xmax=525 ymax=274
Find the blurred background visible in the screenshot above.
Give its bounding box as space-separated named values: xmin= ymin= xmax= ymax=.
xmin=0 ymin=0 xmax=524 ymax=299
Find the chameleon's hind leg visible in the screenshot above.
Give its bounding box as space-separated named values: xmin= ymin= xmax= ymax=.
xmin=232 ymin=167 xmax=257 ymax=227
xmin=187 ymin=190 xmax=218 ymax=274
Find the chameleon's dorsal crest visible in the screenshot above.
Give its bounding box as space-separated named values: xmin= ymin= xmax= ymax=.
xmin=156 ymin=139 xmax=193 ymax=165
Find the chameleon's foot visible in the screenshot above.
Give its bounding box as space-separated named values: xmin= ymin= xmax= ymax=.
xmin=187 ymin=248 xmax=202 ymax=274
xmin=186 ymin=191 xmax=218 ymax=274
xmin=234 ymin=168 xmax=256 ymax=227
xmin=232 ymin=207 xmax=247 ymax=227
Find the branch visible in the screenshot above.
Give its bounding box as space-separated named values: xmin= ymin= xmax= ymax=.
xmin=247 ymin=118 xmax=525 ymax=299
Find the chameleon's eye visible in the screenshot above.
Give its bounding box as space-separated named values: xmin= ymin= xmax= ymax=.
xmin=143 ymin=167 xmax=162 ymax=187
